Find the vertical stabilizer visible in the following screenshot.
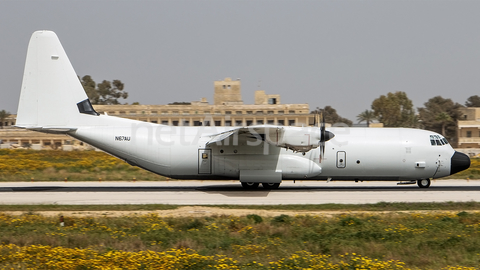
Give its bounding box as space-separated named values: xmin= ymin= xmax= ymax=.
xmin=16 ymin=31 xmax=93 ymax=129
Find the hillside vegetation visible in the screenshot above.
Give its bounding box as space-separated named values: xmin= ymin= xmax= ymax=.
xmin=0 ymin=149 xmax=478 ymax=181
xmin=0 ymin=149 xmax=166 ymax=181
xmin=1 ymin=211 xmax=480 ymax=269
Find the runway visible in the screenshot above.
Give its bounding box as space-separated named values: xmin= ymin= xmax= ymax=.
xmin=0 ymin=179 xmax=479 ymax=205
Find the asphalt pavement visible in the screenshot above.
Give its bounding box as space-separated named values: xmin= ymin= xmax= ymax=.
xmin=0 ymin=179 xmax=479 ymax=205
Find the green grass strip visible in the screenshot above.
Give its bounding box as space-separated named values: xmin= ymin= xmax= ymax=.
xmin=1 ymin=149 xmax=480 ymax=181
xmin=1 ymin=201 xmax=480 ymax=212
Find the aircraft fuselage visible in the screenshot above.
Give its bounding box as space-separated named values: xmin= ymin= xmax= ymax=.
xmin=16 ymin=31 xmax=471 ymax=189
xmin=70 ymin=115 xmax=461 ymax=183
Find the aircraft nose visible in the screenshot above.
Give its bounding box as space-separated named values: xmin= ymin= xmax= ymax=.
xmin=450 ymin=151 xmax=470 ymax=175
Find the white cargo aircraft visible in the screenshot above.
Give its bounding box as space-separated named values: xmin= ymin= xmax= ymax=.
xmin=16 ymin=31 xmax=470 ymax=189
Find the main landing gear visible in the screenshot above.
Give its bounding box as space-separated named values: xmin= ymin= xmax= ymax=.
xmin=241 ymin=182 xmax=259 ymax=189
xmin=241 ymin=182 xmax=280 ymax=190
xmin=417 ymin=179 xmax=431 ymax=188
xmin=261 ymin=183 xmax=280 ymax=189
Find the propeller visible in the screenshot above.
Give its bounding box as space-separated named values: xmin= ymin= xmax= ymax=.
xmin=317 ymin=110 xmax=334 ymax=163
xmin=319 ymin=111 xmax=325 ymax=162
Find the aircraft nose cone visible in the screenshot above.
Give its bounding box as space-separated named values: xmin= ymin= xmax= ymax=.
xmin=450 ymin=151 xmax=470 ymax=175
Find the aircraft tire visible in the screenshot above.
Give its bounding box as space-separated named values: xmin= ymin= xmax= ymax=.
xmin=241 ymin=182 xmax=259 ymax=189
xmin=262 ymin=183 xmax=280 ymax=189
xmin=417 ymin=179 xmax=431 ymax=188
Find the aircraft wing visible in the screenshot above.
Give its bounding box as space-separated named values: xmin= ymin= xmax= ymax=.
xmin=205 ymin=125 xmax=320 ymax=153
xmin=205 ymin=129 xmax=240 ymax=145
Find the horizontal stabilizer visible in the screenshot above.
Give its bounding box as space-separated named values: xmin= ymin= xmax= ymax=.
xmin=24 ymin=127 xmax=78 ymax=134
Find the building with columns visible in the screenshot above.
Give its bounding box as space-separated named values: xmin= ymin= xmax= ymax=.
xmin=457 ymin=107 xmax=480 ymax=152
xmin=0 ymin=78 xmax=312 ymax=149
xmin=93 ymin=78 xmax=311 ymax=127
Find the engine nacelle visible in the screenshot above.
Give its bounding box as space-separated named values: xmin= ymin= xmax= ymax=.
xmin=265 ymin=127 xmax=320 ymax=153
xmin=279 ymin=155 xmax=322 ymax=179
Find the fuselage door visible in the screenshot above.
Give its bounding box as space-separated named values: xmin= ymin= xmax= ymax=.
xmin=337 ymin=151 xmax=346 ymax=168
xmin=198 ymin=149 xmax=212 ymax=174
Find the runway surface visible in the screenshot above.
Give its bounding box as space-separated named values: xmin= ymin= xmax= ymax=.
xmin=0 ymin=179 xmax=479 ymax=205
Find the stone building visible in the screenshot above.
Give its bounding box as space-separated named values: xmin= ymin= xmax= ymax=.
xmin=93 ymin=78 xmax=311 ymax=127
xmin=457 ymin=107 xmax=480 ymax=156
xmin=0 ymin=129 xmax=76 ymax=150
xmin=0 ymin=78 xmax=312 ymax=149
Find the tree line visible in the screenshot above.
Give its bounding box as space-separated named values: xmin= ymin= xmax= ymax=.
xmin=1 ymin=75 xmax=478 ymax=146
xmin=80 ymin=76 xmax=129 ymax=105
xmin=312 ymin=92 xmax=480 ymax=145
xmin=0 ymin=76 xmax=131 ymax=128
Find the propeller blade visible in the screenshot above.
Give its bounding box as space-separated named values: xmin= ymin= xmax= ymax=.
xmin=315 ymin=109 xmax=335 ymax=162
xmin=319 ymin=110 xmax=325 ymax=162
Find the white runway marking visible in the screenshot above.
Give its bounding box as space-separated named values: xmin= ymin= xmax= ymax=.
xmin=0 ymin=180 xmax=479 ymax=205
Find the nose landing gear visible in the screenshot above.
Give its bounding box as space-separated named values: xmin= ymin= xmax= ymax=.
xmin=417 ymin=179 xmax=431 ymax=188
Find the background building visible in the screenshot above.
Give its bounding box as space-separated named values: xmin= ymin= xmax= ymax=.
xmin=94 ymin=78 xmax=310 ymax=127
xmin=0 ymin=78 xmax=311 ymax=149
xmin=457 ymin=107 xmax=480 ymax=156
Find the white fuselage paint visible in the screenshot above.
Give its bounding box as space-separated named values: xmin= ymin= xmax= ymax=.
xmin=17 ymin=31 xmax=464 ymax=187
xmin=69 ymin=115 xmax=453 ymax=182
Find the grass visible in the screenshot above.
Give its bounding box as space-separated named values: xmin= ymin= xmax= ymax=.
xmin=2 ymin=149 xmax=480 ymax=268
xmin=0 ymin=204 xmax=179 ymax=212
xmin=1 ymin=201 xmax=480 ymax=212
xmin=1 ymin=149 xmax=479 ymax=181
xmin=0 ymin=149 xmax=168 ymax=181
xmin=1 ymin=211 xmax=480 ymax=269
xmin=212 ymin=201 xmax=480 ymax=211
xmin=445 ymin=157 xmax=480 ymax=179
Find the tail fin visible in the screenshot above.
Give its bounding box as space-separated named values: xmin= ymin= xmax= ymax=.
xmin=16 ymin=31 xmax=97 ymax=130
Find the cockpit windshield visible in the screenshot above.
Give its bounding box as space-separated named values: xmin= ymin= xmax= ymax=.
xmin=430 ymin=135 xmax=448 ymax=146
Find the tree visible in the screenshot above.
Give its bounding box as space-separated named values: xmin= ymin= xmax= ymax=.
xmin=80 ymin=75 xmax=128 ymax=105
xmin=0 ymin=110 xmax=10 ymax=129
xmin=371 ymin=91 xmax=417 ymax=127
xmin=356 ymin=110 xmax=376 ymax=127
xmin=80 ymin=75 xmax=99 ymax=104
xmin=97 ymin=80 xmax=128 ymax=105
xmin=417 ymin=96 xmax=462 ymax=144
xmin=465 ymin=95 xmax=480 ymax=107
xmin=435 ymin=112 xmax=452 ymax=137
xmin=311 ymin=106 xmax=352 ymax=126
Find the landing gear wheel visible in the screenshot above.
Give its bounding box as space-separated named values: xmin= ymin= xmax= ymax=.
xmin=417 ymin=179 xmax=431 ymax=188
xmin=241 ymin=182 xmax=259 ymax=189
xmin=261 ymin=183 xmax=280 ymax=189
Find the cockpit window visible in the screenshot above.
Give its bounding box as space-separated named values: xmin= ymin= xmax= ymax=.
xmin=430 ymin=135 xmax=448 ymax=146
